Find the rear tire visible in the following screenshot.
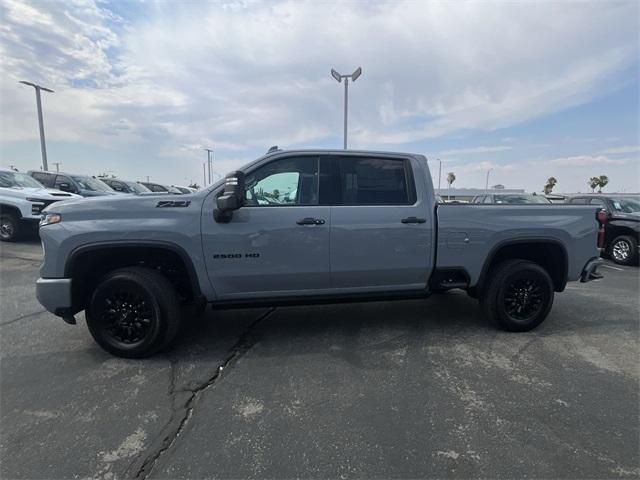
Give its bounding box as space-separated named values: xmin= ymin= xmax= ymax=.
xmin=0 ymin=213 xmax=20 ymax=242
xmin=86 ymin=267 xmax=181 ymax=358
xmin=609 ymin=235 xmax=638 ymax=266
xmin=480 ymin=259 xmax=554 ymax=332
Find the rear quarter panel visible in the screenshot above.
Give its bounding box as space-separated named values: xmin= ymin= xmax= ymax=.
xmin=436 ymin=204 xmax=600 ymax=285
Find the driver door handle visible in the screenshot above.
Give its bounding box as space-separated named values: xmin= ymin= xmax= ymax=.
xmin=296 ymin=217 xmax=325 ymax=226
xmin=401 ymin=216 xmax=426 ymax=224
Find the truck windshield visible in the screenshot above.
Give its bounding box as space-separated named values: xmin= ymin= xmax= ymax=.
xmin=71 ymin=176 xmax=113 ymax=192
xmin=611 ymin=197 xmax=640 ymax=213
xmin=0 ymin=171 xmax=45 ymax=188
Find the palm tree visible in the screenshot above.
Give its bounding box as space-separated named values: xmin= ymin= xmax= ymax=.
xmin=446 ymin=172 xmax=456 ymax=200
xmin=544 ymin=177 xmax=557 ymax=195
xmin=597 ymin=175 xmax=609 ymax=193
xmin=588 ymin=177 xmax=599 ymax=193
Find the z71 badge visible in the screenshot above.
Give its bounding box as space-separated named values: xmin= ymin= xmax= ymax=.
xmin=156 ymin=200 xmax=191 ymax=208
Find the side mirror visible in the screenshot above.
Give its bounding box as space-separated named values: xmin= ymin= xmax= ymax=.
xmin=214 ymin=171 xmax=245 ymax=223
xmin=58 ymin=182 xmax=73 ymax=193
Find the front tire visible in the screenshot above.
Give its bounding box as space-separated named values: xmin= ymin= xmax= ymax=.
xmin=610 ymin=235 xmax=638 ymax=266
xmin=0 ymin=213 xmax=20 ymax=242
xmin=86 ymin=267 xmax=181 ymax=358
xmin=481 ymin=260 xmax=554 ymax=332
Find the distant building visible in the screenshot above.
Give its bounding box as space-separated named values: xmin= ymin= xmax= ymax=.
xmin=434 ymin=187 xmax=525 ymax=202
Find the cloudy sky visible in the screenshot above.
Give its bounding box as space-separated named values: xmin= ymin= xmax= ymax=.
xmin=1 ymin=0 xmax=638 ymax=192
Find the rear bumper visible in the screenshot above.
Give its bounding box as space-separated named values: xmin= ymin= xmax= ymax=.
xmin=580 ymin=257 xmax=603 ymax=283
xmin=36 ymin=278 xmax=72 ymax=316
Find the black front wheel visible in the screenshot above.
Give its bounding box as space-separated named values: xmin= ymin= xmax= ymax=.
xmin=86 ymin=267 xmax=181 ymax=358
xmin=481 ymin=259 xmax=554 ymax=332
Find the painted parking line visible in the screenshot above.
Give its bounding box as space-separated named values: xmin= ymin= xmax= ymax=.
xmin=601 ymin=264 xmax=624 ymax=271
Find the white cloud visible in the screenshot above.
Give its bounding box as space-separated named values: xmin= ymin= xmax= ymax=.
xmin=546 ymin=155 xmax=627 ymax=167
xmin=438 ymin=145 xmax=512 ymax=156
xmin=598 ymin=145 xmax=640 ymax=155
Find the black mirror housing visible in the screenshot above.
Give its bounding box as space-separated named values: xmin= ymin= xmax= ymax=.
xmin=214 ymin=171 xmax=245 ymax=223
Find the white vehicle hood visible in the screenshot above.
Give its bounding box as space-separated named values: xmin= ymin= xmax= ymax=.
xmin=0 ymin=186 xmax=81 ymax=200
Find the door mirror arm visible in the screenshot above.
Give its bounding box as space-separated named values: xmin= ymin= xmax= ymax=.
xmin=214 ymin=171 xmax=245 ymax=223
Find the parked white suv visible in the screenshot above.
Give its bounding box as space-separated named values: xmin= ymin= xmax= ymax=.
xmin=0 ymin=169 xmax=80 ymax=241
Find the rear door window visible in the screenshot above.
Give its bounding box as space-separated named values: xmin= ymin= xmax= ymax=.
xmin=334 ymin=157 xmax=414 ymax=205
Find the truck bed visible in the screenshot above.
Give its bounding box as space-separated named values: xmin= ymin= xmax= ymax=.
xmin=435 ymin=204 xmax=600 ymax=285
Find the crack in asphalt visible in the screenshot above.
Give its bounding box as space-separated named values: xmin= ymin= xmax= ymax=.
xmin=0 ymin=254 xmax=42 ymax=263
xmin=130 ymin=307 xmax=277 ymax=480
xmin=0 ymin=309 xmax=47 ymax=327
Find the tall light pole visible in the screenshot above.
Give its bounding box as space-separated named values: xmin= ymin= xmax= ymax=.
xmin=204 ymin=148 xmax=214 ymax=185
xmin=19 ymin=81 xmax=54 ymax=171
xmin=485 ymin=168 xmax=493 ymax=194
xmin=331 ymin=67 xmax=362 ymax=149
xmin=203 ymin=162 xmax=207 ymax=187
xmin=437 ymin=159 xmax=442 ymax=191
xmin=53 ymin=162 xmax=62 ymax=172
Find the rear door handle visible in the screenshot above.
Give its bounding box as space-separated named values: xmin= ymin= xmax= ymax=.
xmin=296 ymin=217 xmax=325 ymax=225
xmin=401 ymin=216 xmax=426 ymax=224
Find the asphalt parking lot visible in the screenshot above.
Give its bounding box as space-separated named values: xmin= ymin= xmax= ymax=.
xmin=1 ymin=239 xmax=638 ymax=479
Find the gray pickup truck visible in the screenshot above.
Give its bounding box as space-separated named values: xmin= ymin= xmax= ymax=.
xmin=36 ymin=149 xmax=604 ymax=358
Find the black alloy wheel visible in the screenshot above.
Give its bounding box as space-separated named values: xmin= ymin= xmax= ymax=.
xmin=86 ymin=267 xmax=181 ymax=358
xmin=503 ymin=277 xmax=545 ymax=322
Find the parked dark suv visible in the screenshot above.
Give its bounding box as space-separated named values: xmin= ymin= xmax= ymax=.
xmin=29 ymin=171 xmax=117 ymax=197
xmin=567 ymin=194 xmax=640 ymax=265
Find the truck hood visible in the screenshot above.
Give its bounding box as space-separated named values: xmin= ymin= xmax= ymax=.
xmin=0 ymin=186 xmax=81 ymax=200
xmin=611 ymin=211 xmax=640 ymax=222
xmin=42 ymin=191 xmax=201 ymax=218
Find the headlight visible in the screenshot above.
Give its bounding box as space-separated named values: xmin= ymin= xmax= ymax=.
xmin=40 ymin=213 xmax=61 ymax=227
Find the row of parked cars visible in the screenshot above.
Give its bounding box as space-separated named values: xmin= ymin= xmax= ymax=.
xmin=28 ymin=170 xmax=197 ymax=196
xmin=0 ymin=168 xmax=198 ymax=241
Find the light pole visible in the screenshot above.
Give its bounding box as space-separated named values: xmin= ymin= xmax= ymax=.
xmin=204 ymin=148 xmax=214 ymax=185
xmin=437 ymin=159 xmax=442 ymax=191
xmin=19 ymin=81 xmax=54 ymax=171
xmin=485 ymin=168 xmax=493 ymax=194
xmin=331 ymin=67 xmax=362 ymax=149
xmin=53 ymin=162 xmax=62 ymax=172
xmin=203 ymin=162 xmax=207 ymax=187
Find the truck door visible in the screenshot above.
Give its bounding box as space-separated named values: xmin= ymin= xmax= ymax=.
xmin=328 ymin=155 xmax=433 ymax=291
xmin=201 ymin=155 xmax=331 ymax=300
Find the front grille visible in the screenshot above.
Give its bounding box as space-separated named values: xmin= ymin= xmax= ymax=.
xmin=31 ymin=199 xmax=59 ymax=215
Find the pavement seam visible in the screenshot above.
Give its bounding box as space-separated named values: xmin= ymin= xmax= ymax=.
xmin=130 ymin=307 xmax=277 ymax=480
xmin=0 ymin=309 xmax=47 ymax=327
xmin=0 ymin=254 xmax=42 ymax=263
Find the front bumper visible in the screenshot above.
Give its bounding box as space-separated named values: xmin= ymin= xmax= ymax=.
xmin=36 ymin=278 xmax=72 ymax=316
xmin=580 ymin=257 xmax=604 ymax=283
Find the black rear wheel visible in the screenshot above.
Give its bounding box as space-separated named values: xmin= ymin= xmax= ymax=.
xmin=481 ymin=259 xmax=554 ymax=332
xmin=86 ymin=267 xmax=181 ymax=358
